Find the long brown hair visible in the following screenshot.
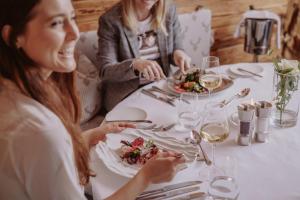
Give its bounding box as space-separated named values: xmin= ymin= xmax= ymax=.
xmin=122 ymin=0 xmax=169 ymax=35
xmin=0 ymin=0 xmax=92 ymax=185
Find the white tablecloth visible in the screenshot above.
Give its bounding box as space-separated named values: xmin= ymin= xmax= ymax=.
xmin=90 ymin=63 xmax=300 ymax=200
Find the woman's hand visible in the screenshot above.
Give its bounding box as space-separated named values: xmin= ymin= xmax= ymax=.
xmin=104 ymin=151 xmax=185 ymax=200
xmin=84 ymin=122 xmax=136 ymax=147
xmin=132 ymin=58 xmax=167 ymax=81
xmin=173 ymin=49 xmax=191 ymax=74
xmin=138 ymin=151 xmax=186 ymax=185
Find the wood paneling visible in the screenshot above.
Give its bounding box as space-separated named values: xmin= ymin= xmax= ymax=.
xmin=73 ymin=0 xmax=288 ymax=64
xmin=282 ymin=0 xmax=300 ymax=60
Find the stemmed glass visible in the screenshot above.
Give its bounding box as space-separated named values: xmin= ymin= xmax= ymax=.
xmin=199 ymin=101 xmax=230 ymax=176
xmin=200 ymin=56 xmax=222 ymax=97
xmin=175 ymin=93 xmax=201 ymax=134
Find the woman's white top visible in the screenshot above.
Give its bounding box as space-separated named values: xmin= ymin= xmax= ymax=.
xmin=0 ymin=81 xmax=86 ymax=200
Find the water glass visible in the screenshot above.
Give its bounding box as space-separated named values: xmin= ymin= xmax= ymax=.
xmin=175 ymin=93 xmax=201 ymax=132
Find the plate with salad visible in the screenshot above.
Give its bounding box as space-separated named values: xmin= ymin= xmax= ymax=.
xmin=95 ymin=130 xmax=195 ymax=178
xmin=167 ymin=68 xmax=233 ymax=96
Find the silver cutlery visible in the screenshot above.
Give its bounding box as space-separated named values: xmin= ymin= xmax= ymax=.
xmin=191 ymin=130 xmax=212 ymax=166
xmin=152 ymin=123 xmax=176 ymax=132
xmin=139 ymin=186 xmax=200 ymax=200
xmin=220 ymin=88 xmax=250 ymax=107
xmin=141 ymin=89 xmax=175 ymax=107
xmin=151 ymin=86 xmax=190 ymax=104
xmin=141 ymin=124 xmax=158 ymax=130
xmin=237 ymin=68 xmax=263 ymax=78
xmin=171 ymin=191 xmax=206 ymax=200
xmin=137 ymin=181 xmax=202 ymax=198
xmin=105 ymin=119 xmax=152 ymax=123
xmin=151 ymin=86 xmax=179 ymax=97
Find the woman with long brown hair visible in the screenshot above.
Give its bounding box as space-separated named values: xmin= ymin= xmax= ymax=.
xmin=0 ymin=0 xmax=185 ymax=199
xmin=98 ymin=0 xmax=191 ymax=111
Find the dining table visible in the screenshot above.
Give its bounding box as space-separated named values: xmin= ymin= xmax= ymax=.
xmin=89 ymin=63 xmax=300 ymax=200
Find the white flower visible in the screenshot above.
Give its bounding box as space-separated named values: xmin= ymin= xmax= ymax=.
xmin=278 ymin=59 xmax=300 ymax=74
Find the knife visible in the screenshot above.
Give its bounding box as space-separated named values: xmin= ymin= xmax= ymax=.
xmin=105 ymin=119 xmax=152 ymax=123
xmin=151 ymin=86 xmax=179 ymax=97
xmin=171 ymin=191 xmax=206 ymax=200
xmin=151 ymin=86 xmax=190 ymax=104
xmin=141 ymin=89 xmax=175 ymax=107
xmin=137 ymin=186 xmax=200 ymax=200
xmin=137 ymin=180 xmax=202 ymax=198
xmin=237 ymin=68 xmax=263 ymax=78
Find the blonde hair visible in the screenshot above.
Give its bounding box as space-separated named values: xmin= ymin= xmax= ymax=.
xmin=121 ymin=0 xmax=169 ymax=35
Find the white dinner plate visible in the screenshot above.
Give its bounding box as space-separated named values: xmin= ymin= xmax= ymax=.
xmin=96 ymin=130 xmax=195 ymax=178
xmin=105 ymin=107 xmax=147 ymax=121
xmin=229 ymin=63 xmax=264 ymax=77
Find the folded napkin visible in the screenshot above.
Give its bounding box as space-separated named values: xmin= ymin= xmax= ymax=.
xmin=234 ymin=10 xmax=281 ymax=49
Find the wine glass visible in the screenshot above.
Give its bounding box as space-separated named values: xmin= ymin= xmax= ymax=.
xmin=175 ymin=93 xmax=201 ymax=134
xmin=199 ymin=101 xmax=230 ymax=177
xmin=200 ymin=56 xmax=222 ymax=97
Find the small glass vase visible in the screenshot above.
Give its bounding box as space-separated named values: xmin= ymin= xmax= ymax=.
xmin=271 ymin=70 xmax=300 ymax=127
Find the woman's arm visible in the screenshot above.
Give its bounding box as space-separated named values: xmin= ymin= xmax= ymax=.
xmin=97 ymin=14 xmax=138 ymax=82
xmin=105 ymin=152 xmax=185 ymax=200
xmin=81 ymin=122 xmax=135 ymax=149
xmin=169 ymin=4 xmax=191 ymax=73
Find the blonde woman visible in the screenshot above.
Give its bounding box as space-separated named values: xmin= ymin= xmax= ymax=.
xmin=0 ymin=0 xmax=185 ymax=199
xmin=98 ymin=0 xmax=191 ymax=111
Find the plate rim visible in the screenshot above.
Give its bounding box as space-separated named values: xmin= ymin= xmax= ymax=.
xmin=229 ymin=64 xmax=264 ymax=77
xmin=105 ymin=106 xmax=147 ymax=121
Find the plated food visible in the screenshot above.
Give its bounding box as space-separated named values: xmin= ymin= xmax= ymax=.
xmin=120 ymin=137 xmax=159 ymax=165
xmin=168 ymin=68 xmax=233 ymax=96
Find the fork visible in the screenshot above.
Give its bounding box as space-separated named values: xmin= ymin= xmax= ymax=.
xmin=152 ymin=123 xmax=176 ymax=132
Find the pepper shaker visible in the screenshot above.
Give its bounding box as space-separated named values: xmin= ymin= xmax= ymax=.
xmin=237 ymin=103 xmax=255 ymax=146
xmin=255 ymin=101 xmax=272 ymax=142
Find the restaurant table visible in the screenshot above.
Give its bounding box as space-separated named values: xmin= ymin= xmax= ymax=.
xmin=89 ymin=63 xmax=300 ymax=200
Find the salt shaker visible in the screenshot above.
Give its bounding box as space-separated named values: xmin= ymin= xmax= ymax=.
xmin=255 ymin=101 xmax=272 ymax=142
xmin=237 ymin=103 xmax=255 ymax=146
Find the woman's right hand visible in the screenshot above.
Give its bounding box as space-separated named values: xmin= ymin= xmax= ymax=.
xmin=132 ymin=59 xmax=167 ymax=81
xmin=138 ymin=151 xmax=186 ymax=184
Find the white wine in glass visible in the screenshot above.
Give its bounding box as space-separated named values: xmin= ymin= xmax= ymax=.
xmin=200 ymin=122 xmax=229 ymax=143
xmin=199 ymin=74 xmax=222 ymax=92
xmin=199 ymin=101 xmax=230 ymax=178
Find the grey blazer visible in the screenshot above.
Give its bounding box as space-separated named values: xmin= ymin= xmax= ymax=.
xmin=97 ymin=3 xmax=184 ymax=111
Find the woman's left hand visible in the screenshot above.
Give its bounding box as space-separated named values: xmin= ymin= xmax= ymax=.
xmin=173 ymin=49 xmax=191 ymax=74
xmin=86 ymin=122 xmax=136 ymax=147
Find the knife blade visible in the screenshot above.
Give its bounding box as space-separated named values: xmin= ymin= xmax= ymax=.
xmin=137 ymin=186 xmax=200 ymax=200
xmin=151 ymin=86 xmax=179 ymax=97
xmin=137 ymin=180 xmax=202 ymax=198
xmin=105 ymin=119 xmax=152 ymax=123
xmin=151 ymin=86 xmax=190 ymax=104
xmin=237 ymin=68 xmax=263 ymax=78
xmin=141 ymin=89 xmax=175 ymax=107
xmin=170 ymin=191 xmax=206 ymax=200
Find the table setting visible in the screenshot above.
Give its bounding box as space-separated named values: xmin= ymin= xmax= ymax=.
xmin=89 ymin=59 xmax=300 ymax=200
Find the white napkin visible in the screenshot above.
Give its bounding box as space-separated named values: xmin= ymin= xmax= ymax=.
xmin=234 ymin=10 xmax=281 ymax=49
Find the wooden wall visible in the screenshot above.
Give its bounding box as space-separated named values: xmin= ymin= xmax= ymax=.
xmin=73 ymin=0 xmax=288 ymax=64
xmin=282 ymin=0 xmax=300 ymax=60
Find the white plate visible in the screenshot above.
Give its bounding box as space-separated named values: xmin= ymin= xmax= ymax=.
xmin=105 ymin=107 xmax=147 ymax=121
xmin=96 ymin=130 xmax=194 ymax=178
xmin=229 ymin=63 xmax=263 ymax=77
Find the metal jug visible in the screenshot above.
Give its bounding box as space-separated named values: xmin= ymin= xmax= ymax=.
xmin=244 ymin=18 xmax=274 ymax=62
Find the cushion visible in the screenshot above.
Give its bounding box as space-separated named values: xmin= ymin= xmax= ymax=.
xmin=76 ymin=31 xmax=99 ymax=66
xmin=76 ymin=51 xmax=102 ymax=124
xmin=178 ymin=9 xmax=212 ymax=67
